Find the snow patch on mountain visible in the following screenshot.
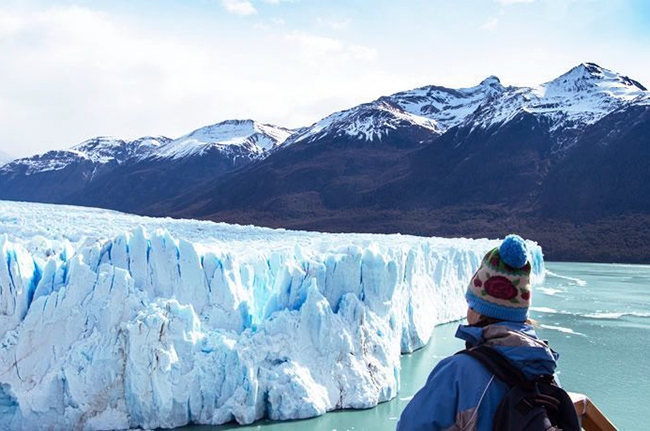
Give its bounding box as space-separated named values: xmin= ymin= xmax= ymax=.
xmin=73 ymin=136 xmax=169 ymax=164
xmin=290 ymin=76 xmax=507 ymax=145
xmin=0 ymin=200 xmax=544 ymax=430
xmin=289 ymin=100 xmax=442 ymax=145
xmin=156 ymin=120 xmax=293 ymax=160
xmin=543 ymin=62 xmax=646 ymax=96
xmin=1 ymin=137 xmax=171 ymax=176
xmin=0 ymin=120 xmax=292 ymax=177
xmin=468 ymin=63 xmax=648 ymax=137
xmin=387 ymin=75 xmax=506 ymax=131
xmin=632 ymin=93 xmax=650 ymax=106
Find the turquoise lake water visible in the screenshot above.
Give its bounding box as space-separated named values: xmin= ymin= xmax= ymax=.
xmin=190 ymin=262 xmax=650 ymax=431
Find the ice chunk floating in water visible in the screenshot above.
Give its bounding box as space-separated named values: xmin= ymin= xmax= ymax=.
xmin=0 ymin=201 xmax=544 ymax=430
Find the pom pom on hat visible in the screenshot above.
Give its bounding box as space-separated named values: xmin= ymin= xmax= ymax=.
xmin=498 ymin=234 xmax=528 ymax=269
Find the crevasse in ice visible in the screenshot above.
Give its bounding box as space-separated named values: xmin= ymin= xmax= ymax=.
xmin=0 ymin=201 xmax=544 ymax=430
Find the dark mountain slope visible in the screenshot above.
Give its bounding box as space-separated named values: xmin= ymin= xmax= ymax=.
xmin=0 ymin=121 xmax=291 ymax=211
xmin=161 ymin=104 xmax=650 ymax=263
xmin=539 ymin=103 xmax=650 ymax=220
xmin=161 ymin=126 xmax=439 ymax=220
xmin=374 ymin=112 xmax=556 ymax=210
xmin=0 ymin=137 xmax=169 ymax=204
xmin=67 ymin=145 xmax=258 ymax=213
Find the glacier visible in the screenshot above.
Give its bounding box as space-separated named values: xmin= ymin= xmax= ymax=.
xmin=0 ymin=201 xmax=544 ymax=430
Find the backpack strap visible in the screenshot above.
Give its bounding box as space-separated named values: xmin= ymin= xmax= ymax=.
xmin=457 ymin=345 xmax=581 ymax=430
xmin=457 ymin=345 xmax=532 ymax=389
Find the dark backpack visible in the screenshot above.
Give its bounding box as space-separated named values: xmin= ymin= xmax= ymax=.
xmin=458 ymin=345 xmax=581 ymax=431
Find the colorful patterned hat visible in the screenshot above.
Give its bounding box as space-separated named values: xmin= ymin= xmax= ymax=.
xmin=465 ymin=234 xmax=532 ymax=322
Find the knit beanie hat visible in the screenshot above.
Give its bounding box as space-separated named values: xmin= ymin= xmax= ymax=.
xmin=465 ymin=234 xmax=532 ymax=322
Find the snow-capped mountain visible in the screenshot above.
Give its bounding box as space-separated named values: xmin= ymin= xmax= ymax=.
xmin=287 ymin=100 xmax=443 ymax=144
xmin=289 ymin=75 xmax=505 ymax=145
xmin=0 ymin=119 xmax=292 ymax=209
xmin=156 ymin=119 xmax=293 ymax=159
xmin=74 ymin=136 xmax=169 ymax=163
xmin=466 ymin=63 xmax=647 ymax=145
xmin=385 ymin=75 xmax=506 ymax=130
xmin=0 ymin=136 xmax=170 ymax=176
xmin=159 ymin=63 xmax=650 ymax=263
xmin=359 ymin=65 xmax=649 ymax=217
xmin=288 ymin=62 xmax=647 ymax=151
xmin=1 ymin=120 xmax=291 ymax=177
xmin=2 ymin=62 xmax=644 ymax=179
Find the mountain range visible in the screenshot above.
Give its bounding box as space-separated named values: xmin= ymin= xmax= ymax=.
xmin=1 ymin=62 xmax=648 ymax=263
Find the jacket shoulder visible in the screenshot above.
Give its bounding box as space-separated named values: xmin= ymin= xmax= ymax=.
xmin=397 ymin=353 xmax=505 ymax=431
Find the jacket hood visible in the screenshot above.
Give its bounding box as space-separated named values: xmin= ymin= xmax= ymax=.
xmin=455 ymin=322 xmax=558 ymax=379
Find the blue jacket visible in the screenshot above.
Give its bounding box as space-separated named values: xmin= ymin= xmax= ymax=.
xmin=396 ymin=322 xmax=558 ymax=431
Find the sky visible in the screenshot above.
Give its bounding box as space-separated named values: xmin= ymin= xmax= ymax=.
xmin=0 ymin=0 xmax=648 ymax=158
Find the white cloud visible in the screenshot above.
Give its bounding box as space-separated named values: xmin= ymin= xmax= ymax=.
xmin=0 ymin=6 xmax=237 ymax=156
xmin=221 ymin=0 xmax=257 ymax=16
xmin=316 ymin=17 xmax=352 ymax=30
xmin=1 ymin=0 xmax=645 ymax=160
xmin=283 ymin=31 xmax=377 ymax=67
xmin=284 ymin=31 xmax=343 ymax=54
xmin=254 ymin=22 xmax=270 ymax=30
xmin=348 ymin=44 xmax=378 ymax=61
xmin=254 ymin=17 xmax=285 ymax=30
xmin=0 ymin=10 xmax=24 ymax=37
xmin=497 ymin=0 xmax=534 ymax=4
xmin=482 ymin=17 xmax=499 ymax=30
xmin=0 ymin=5 xmax=384 ymax=158
xmin=261 ymin=0 xmax=298 ymax=4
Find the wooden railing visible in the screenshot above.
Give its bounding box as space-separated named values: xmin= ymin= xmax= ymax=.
xmin=569 ymin=392 xmax=617 ymax=431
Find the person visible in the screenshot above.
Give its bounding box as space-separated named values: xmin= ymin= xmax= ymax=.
xmin=397 ymin=234 xmax=560 ymax=431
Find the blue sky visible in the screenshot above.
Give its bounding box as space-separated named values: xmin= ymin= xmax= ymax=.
xmin=0 ymin=0 xmax=649 ymax=157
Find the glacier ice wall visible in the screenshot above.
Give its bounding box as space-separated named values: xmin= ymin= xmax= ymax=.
xmin=0 ymin=201 xmax=544 ymax=430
